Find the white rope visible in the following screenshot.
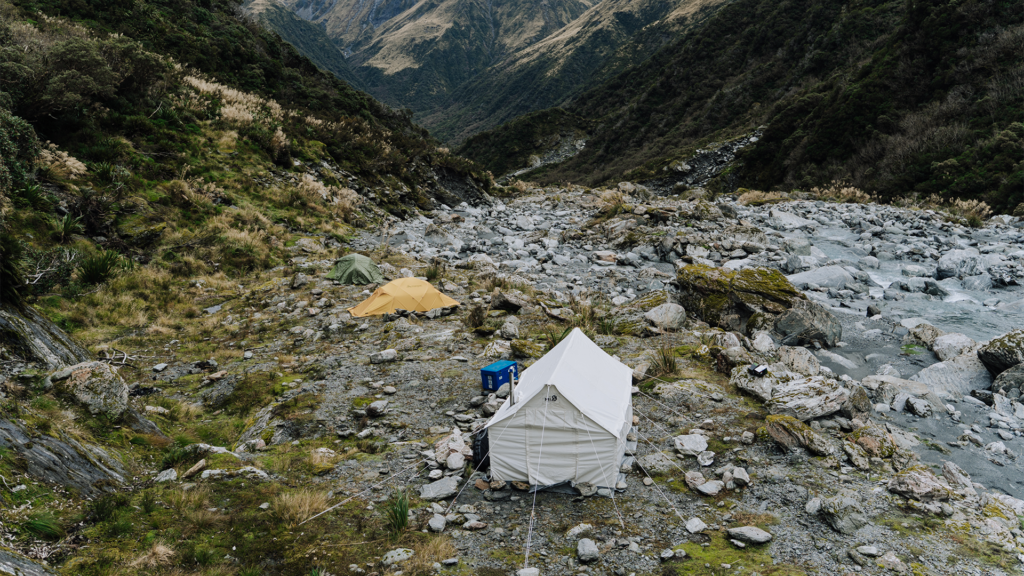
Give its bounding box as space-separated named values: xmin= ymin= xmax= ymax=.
xmin=635 ymin=385 xmax=695 ymax=424
xmin=630 ymin=418 xmax=698 ymax=483
xmin=523 ymin=384 xmax=552 ymax=569
xmin=299 ymin=459 xmax=429 ymax=526
xmin=443 ymin=410 xmax=518 ymax=514
xmin=631 ymin=450 xmax=688 ymax=526
xmin=582 ymin=424 xmax=625 ymax=529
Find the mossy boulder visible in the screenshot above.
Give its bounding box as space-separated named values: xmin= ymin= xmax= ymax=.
xmin=610 ymin=289 xmax=674 ymax=336
xmin=677 ymin=265 xmax=841 ymax=346
xmin=977 ymin=329 xmax=1024 ymax=376
xmin=676 ymin=265 xmax=800 ymax=334
xmin=511 ymin=339 xmax=545 ymax=359
xmin=764 ymin=414 xmax=833 ymax=456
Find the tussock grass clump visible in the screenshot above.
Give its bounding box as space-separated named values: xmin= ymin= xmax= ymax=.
xmin=129 ymin=543 xmax=175 ymax=568
xmin=21 ymin=511 xmax=64 ymax=540
xmin=272 ymin=489 xmax=329 ymax=527
xmin=650 ymin=343 xmax=679 ymax=379
xmin=737 ymin=190 xmax=785 ymax=206
xmin=77 ymin=250 xmax=127 ymax=285
xmin=808 ymin=181 xmax=874 ymax=204
xmin=384 ymin=489 xmax=409 ymax=539
xmin=464 ymin=303 xmax=487 ymax=329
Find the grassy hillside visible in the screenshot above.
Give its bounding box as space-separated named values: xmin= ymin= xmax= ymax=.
xmin=0 ymin=0 xmax=492 ymax=331
xmin=473 ymin=0 xmax=1022 ymax=211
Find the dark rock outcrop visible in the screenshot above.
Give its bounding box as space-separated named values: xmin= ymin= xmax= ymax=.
xmin=0 ymin=303 xmax=90 ymax=368
xmin=0 ymin=419 xmax=125 ymax=497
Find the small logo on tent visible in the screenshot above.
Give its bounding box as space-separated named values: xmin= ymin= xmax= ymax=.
xmin=544 ymin=395 xmax=558 ymax=402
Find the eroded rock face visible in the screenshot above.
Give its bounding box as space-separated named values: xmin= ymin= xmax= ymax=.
xmin=764 ymin=415 xmax=833 ymax=455
xmin=0 ymin=302 xmax=91 ymax=369
xmin=773 ymin=299 xmax=842 ymax=348
xmin=977 ymin=329 xmax=1024 ymax=376
xmin=0 ymin=419 xmax=124 ymax=498
xmin=51 ymin=361 xmax=129 ymax=418
xmin=0 ymin=548 xmax=56 ymax=576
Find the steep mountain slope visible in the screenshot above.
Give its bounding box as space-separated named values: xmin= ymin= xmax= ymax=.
xmin=426 ymin=0 xmax=729 ymax=142
xmin=245 ymin=0 xmax=363 ymax=88
xmin=250 ymin=0 xmax=594 ymax=114
xmin=467 ymin=0 xmax=1022 ymax=211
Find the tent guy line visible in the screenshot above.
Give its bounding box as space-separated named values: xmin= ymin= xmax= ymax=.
xmin=523 ymin=383 xmax=553 ymax=570
xmin=582 ymin=420 xmax=626 ymax=529
xmin=298 ymin=460 xmax=430 ymax=526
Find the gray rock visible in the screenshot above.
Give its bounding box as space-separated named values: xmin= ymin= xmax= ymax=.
xmin=727 ymin=526 xmax=773 ymax=544
xmin=492 ymin=289 xmax=530 ymax=312
xmin=382 ymin=548 xmax=414 ymax=566
xmin=370 ymin=349 xmax=398 ymax=364
xmin=820 ymin=490 xmax=868 ymax=534
xmin=769 ymin=210 xmax=816 ymax=230
xmin=773 ymin=300 xmax=842 ymax=348
xmin=419 ymin=476 xmax=460 ymax=501
xmin=0 ymin=548 xmax=57 ymax=576
xmin=0 ymin=302 xmax=91 ymax=369
xmin=856 ymin=545 xmax=881 ymax=557
xmin=778 ymin=346 xmax=820 ymax=376
xmin=787 ymin=266 xmax=854 ymax=289
xmin=517 ymin=569 xmax=540 ymax=576
xmin=977 ymin=329 xmax=1024 ymax=376
xmin=888 ymin=468 xmax=950 ymax=502
xmin=783 ymin=237 xmax=812 ymax=256
xmin=635 ymin=451 xmax=677 ymax=475
xmin=696 ymin=481 xmax=724 ymax=496
xmin=291 ymin=272 xmax=310 ymax=289
xmin=0 ymin=419 xmax=124 ymax=497
xmin=577 ymin=538 xmax=600 ymax=562
xmin=154 ymin=468 xmax=177 ymax=483
xmin=906 ymin=397 xmax=932 ymax=417
xmin=152 ymin=363 xmax=168 ymax=372
xmin=932 ymin=333 xmax=976 ymax=361
xmin=993 ymin=364 xmax=1024 ymax=391
xmin=751 ymin=331 xmax=776 ymax=353
xmin=52 ymin=361 xmax=129 ymax=418
xmin=673 ymin=434 xmax=709 ymax=456
xmin=644 ymin=303 xmax=687 ymax=331
xmin=366 ymin=400 xmax=389 ymax=417
xmin=686 ymin=517 xmax=708 ymax=533
xmin=910 ymin=352 xmax=993 ymax=397
xmin=936 ymin=249 xmax=982 ymax=279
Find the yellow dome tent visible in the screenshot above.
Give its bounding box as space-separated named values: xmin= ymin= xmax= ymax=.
xmin=347 ymin=278 xmax=460 ymax=318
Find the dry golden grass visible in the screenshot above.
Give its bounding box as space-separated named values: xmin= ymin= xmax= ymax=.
xmin=737 ymin=190 xmax=784 ymax=206
xmin=38 ymin=142 xmax=87 ymax=179
xmin=808 ymin=181 xmax=873 ymax=203
xmin=184 ymin=508 xmax=225 ymax=532
xmin=129 ymin=543 xmax=175 ymax=568
xmin=168 ymin=486 xmax=210 ymax=513
xmin=401 ymin=536 xmax=458 ymax=575
xmin=271 ymin=489 xmax=329 ymax=527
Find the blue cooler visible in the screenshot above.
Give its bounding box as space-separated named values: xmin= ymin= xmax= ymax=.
xmin=480 ymin=360 xmax=518 ymax=392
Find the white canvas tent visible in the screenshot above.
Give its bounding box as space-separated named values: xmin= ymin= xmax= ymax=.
xmin=484 ymin=328 xmax=633 ymax=487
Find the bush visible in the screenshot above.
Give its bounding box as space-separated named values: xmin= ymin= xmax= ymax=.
xmin=77 ymin=250 xmax=125 ymax=285
xmin=88 ymin=493 xmax=131 ymax=523
xmin=49 ymin=214 xmax=83 ymax=243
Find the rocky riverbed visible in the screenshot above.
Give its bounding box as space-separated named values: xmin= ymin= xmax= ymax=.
xmin=2 ymin=185 xmax=1023 ymax=575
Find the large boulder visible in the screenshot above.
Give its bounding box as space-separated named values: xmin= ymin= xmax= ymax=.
xmin=676 ymin=265 xmax=804 ymax=336
xmin=731 ymin=366 xmax=849 ymax=421
xmin=820 ymin=490 xmax=868 ymax=534
xmin=992 ymin=364 xmax=1024 ymax=392
xmin=786 ymin=266 xmax=854 ymax=290
xmin=977 ymin=329 xmax=1024 ymax=376
xmin=635 ymin=451 xmax=677 ymax=475
xmin=644 ymin=303 xmax=687 ymax=331
xmin=936 ymin=249 xmax=982 ymax=279
xmin=777 ymin=346 xmax=820 ymax=376
xmin=51 ymin=361 xmax=129 ymax=418
xmin=773 ymin=299 xmax=842 ymax=347
xmin=764 ymin=415 xmax=833 ymax=455
xmin=909 ymin=352 xmax=992 ymax=397
xmin=932 ymin=333 xmax=976 ymax=361
xmin=491 ymin=289 xmax=530 ymax=312
xmin=609 ymin=290 xmax=677 ymax=337
xmin=0 ymin=302 xmax=91 ymax=369
xmin=887 ymin=467 xmax=951 ymax=502
xmin=419 ymin=476 xmax=460 ymax=501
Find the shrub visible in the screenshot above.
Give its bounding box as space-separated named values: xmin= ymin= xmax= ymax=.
xmin=464 ymin=304 xmax=486 ymax=329
xmin=139 ymin=491 xmax=158 ymax=515
xmin=88 ymin=493 xmax=130 ymax=523
xmin=77 ymin=250 xmax=125 ymax=285
xmin=49 ymin=214 xmax=83 ymax=243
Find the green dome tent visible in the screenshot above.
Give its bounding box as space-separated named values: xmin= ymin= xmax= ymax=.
xmin=325 ymin=254 xmax=384 ymax=285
